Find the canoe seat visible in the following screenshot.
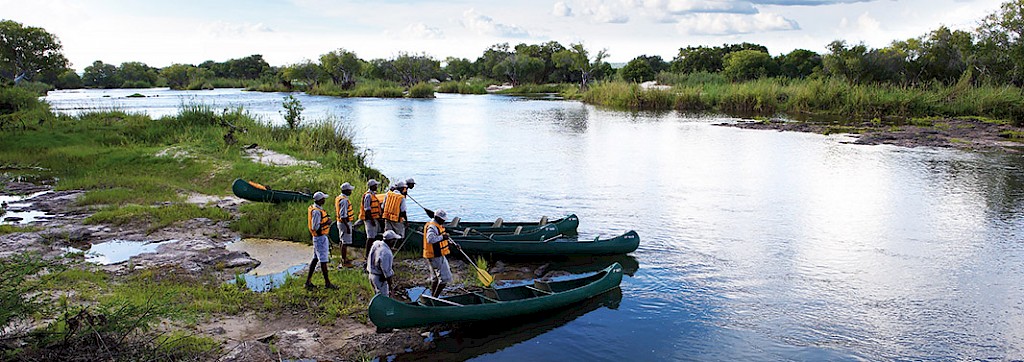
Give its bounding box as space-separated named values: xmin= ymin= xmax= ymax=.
xmin=483 ymin=289 xmax=501 ymax=301
xmin=449 ymin=217 xmax=460 ymax=228
xmin=539 ymin=216 xmax=548 ymax=225
xmin=419 ymin=294 xmax=463 ymax=306
xmin=492 ymin=218 xmax=503 ymax=228
xmin=524 ymin=285 xmax=553 ymax=295
xmin=534 ymin=281 xmax=554 ymax=293
xmin=462 ymin=228 xmax=473 ymax=237
xmin=513 ymin=226 xmax=523 ymax=235
xmin=472 ymin=292 xmax=500 ymax=303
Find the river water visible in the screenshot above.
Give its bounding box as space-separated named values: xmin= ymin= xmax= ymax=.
xmin=46 ymin=88 xmax=1024 ymax=360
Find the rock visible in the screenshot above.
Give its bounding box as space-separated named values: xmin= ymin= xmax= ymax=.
xmin=68 ymin=229 xmax=92 ymax=243
xmin=3 ymin=216 xmax=23 ymax=222
xmin=491 ymin=261 xmax=506 ymax=274
xmin=256 ymin=332 xmax=276 ymax=343
xmin=208 ymin=327 xmax=226 ymax=335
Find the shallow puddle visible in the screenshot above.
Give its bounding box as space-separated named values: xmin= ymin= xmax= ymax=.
xmin=1 ymin=190 xmax=55 ymax=224
xmin=66 ymin=239 xmax=176 ymax=265
xmin=226 ymin=238 xmax=314 ymax=292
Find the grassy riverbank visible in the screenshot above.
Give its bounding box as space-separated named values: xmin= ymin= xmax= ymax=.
xmin=0 ymin=85 xmax=391 ymax=359
xmin=582 ymin=75 xmax=1024 ymax=126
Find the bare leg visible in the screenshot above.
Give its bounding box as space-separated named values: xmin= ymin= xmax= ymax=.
xmin=305 ymin=257 xmax=318 ymax=288
xmin=321 ymin=263 xmax=337 ymax=289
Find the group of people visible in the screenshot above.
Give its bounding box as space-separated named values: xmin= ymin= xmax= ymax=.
xmin=304 ymin=177 xmax=458 ymax=300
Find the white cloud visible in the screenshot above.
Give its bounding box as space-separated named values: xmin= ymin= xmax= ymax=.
xmin=675 ymin=12 xmax=800 ymax=35
xmin=578 ymin=0 xmax=631 ymax=23
xmin=397 ymin=22 xmax=444 ymax=39
xmin=553 ymin=1 xmax=574 ymax=17
xmin=461 ymin=9 xmax=532 ymax=38
xmin=641 ymin=0 xmax=758 ymax=15
xmin=200 ymin=21 xmax=273 ymax=37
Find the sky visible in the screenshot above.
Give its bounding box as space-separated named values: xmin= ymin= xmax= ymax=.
xmin=1 ymin=0 xmax=1008 ymax=71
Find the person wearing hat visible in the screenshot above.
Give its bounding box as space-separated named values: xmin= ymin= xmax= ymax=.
xmin=361 ymin=179 xmax=383 ymax=242
xmin=381 ymin=181 xmax=408 ymax=238
xmin=367 ymin=230 xmax=399 ymax=298
xmin=405 ymin=178 xmax=416 ymax=190
xmin=335 ymin=182 xmax=356 ymax=267
xmin=423 ymin=209 xmax=456 ymax=297
xmin=306 ymin=191 xmax=338 ymax=290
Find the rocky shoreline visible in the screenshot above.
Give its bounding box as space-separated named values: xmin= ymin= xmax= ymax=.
xmin=718 ymin=117 xmax=1024 ymax=152
xmin=0 ymin=179 xmax=585 ymax=360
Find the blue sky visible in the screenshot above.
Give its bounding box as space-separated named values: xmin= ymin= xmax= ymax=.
xmin=1 ymin=0 xmax=1006 ymax=71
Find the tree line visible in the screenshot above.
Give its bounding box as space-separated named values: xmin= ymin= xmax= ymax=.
xmin=3 ymin=0 xmax=1024 ymax=92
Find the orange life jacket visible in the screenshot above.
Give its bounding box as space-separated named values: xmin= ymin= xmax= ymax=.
xmin=307 ymin=204 xmax=331 ymax=237
xmin=334 ymin=194 xmax=353 ymax=221
xmin=422 ymin=221 xmax=450 ymax=258
xmin=247 ymin=180 xmax=267 ymax=190
xmin=382 ymin=191 xmax=404 ymax=222
xmin=360 ymin=191 xmax=382 ymax=220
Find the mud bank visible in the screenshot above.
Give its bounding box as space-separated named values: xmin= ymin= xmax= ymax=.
xmin=719 ymin=118 xmax=1024 ymax=152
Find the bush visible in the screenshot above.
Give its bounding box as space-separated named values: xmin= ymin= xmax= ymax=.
xmin=0 ymin=86 xmax=54 ymax=129
xmin=407 ymin=82 xmax=435 ymax=98
xmin=281 ymin=94 xmax=304 ymax=129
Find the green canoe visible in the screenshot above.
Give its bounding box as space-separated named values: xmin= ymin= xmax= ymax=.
xmin=231 ymin=178 xmax=311 ymax=203
xmin=451 ymin=230 xmax=640 ymax=256
xmin=408 ymin=214 xmax=579 ymax=237
xmin=329 ymin=214 xmax=580 ymax=249
xmin=368 ymin=263 xmax=623 ymax=329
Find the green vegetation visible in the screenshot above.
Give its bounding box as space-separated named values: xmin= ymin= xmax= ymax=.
xmin=85 ymin=204 xmax=232 ymax=233
xmin=436 ymin=80 xmax=488 ymax=94
xmin=407 ymin=82 xmax=436 ymax=98
xmin=281 ymin=94 xmax=304 ymax=129
xmin=583 ymin=77 xmax=1024 ymax=124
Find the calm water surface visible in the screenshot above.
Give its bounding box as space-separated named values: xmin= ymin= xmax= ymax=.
xmin=47 ymin=88 xmax=1024 ymax=360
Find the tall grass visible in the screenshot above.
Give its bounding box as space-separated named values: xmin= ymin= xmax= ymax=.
xmin=308 ymin=79 xmax=405 ymax=98
xmin=407 ymin=82 xmax=436 ymax=98
xmin=584 ymin=77 xmax=1024 ymax=125
xmin=436 ymin=80 xmax=488 ymax=94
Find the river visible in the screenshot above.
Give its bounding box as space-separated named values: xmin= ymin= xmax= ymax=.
xmin=46 ymin=88 xmax=1024 ymax=360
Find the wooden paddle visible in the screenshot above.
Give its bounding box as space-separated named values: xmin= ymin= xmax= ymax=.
xmin=405 ymin=194 xmax=434 ymax=218
xmin=455 ymin=244 xmax=494 ymax=287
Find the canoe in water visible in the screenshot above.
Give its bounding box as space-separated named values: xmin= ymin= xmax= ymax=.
xmin=450 ymin=230 xmax=641 ymax=256
xmin=408 ymin=214 xmax=579 ymax=237
xmin=368 ymin=263 xmax=623 ymax=329
xmin=329 ymin=214 xmax=582 ymax=248
xmin=231 ymin=179 xmax=311 ymax=203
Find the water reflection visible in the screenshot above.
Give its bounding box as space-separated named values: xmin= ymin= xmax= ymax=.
xmin=391 ymin=288 xmax=622 ymax=361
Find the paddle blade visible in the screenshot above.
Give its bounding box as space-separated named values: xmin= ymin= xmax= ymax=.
xmin=475 ymin=268 xmax=494 ymax=287
xmin=425 ymin=208 xmax=434 ymax=218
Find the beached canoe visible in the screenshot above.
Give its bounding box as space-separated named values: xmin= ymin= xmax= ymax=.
xmin=231 ymin=178 xmax=311 ymax=203
xmin=368 ymin=263 xmax=623 ymax=329
xmin=329 ymin=214 xmax=579 ymax=248
xmin=451 ymin=230 xmax=641 ymax=256
xmin=409 ymin=214 xmax=579 ymax=237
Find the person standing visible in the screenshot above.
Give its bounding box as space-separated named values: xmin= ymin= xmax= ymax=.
xmin=306 ymin=192 xmax=338 ymax=290
xmin=368 ymin=230 xmax=399 ymax=298
xmin=382 ymin=181 xmax=408 ymax=238
xmin=361 ymin=179 xmax=383 ymax=241
xmin=405 ymin=178 xmax=416 ymax=191
xmin=335 ymin=182 xmax=355 ymax=267
xmin=423 ymin=209 xmax=456 ymax=297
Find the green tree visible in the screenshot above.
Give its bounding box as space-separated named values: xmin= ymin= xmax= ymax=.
xmin=389 ymin=53 xmax=440 ymax=86
xmin=474 ymin=43 xmax=512 ymax=80
xmin=283 ymin=60 xmax=325 ymax=89
xmin=54 ymin=69 xmax=82 ymax=89
xmin=160 ymin=63 xmax=210 ymax=89
xmin=443 ymin=57 xmax=476 ymax=80
xmin=552 ymin=43 xmax=609 ymax=89
xmin=776 ymin=49 xmax=821 ymax=78
xmin=320 ymin=49 xmax=362 ymax=88
xmin=117 ymin=61 xmax=158 ymax=88
xmin=494 ymin=54 xmax=544 ymax=86
xmin=82 ymin=60 xmax=120 ymax=88
xmin=723 ymin=50 xmax=778 ymax=81
xmin=976 ymin=0 xmax=1024 ymax=84
xmin=0 ymin=20 xmax=69 ymax=84
xmin=620 ymin=55 xmax=666 ymax=82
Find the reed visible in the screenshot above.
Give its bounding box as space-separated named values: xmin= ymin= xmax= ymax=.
xmin=583 ymin=77 xmax=1024 ymax=125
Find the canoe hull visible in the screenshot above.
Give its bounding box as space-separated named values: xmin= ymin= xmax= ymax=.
xmin=368 ymin=263 xmax=623 ymax=329
xmin=231 ymin=179 xmax=311 ymax=203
